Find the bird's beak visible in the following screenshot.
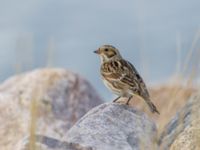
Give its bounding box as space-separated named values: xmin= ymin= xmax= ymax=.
xmin=94 ymin=49 xmax=100 ymax=54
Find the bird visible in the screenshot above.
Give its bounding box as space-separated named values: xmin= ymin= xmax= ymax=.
xmin=94 ymin=45 xmax=159 ymax=114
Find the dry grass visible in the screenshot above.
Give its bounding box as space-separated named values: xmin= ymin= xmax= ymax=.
xmin=156 ymin=29 xmax=200 ymax=133
xmin=132 ymin=29 xmax=200 ymax=137
xmin=127 ymin=81 xmax=197 ymax=134
xmin=150 ymin=82 xmax=197 ymax=133
xmin=28 ymin=87 xmax=41 ymax=150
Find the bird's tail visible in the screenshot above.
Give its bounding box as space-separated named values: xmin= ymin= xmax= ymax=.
xmin=146 ymin=99 xmax=160 ymax=114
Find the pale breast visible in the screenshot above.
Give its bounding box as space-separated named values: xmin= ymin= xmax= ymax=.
xmin=102 ymin=77 xmax=122 ymax=96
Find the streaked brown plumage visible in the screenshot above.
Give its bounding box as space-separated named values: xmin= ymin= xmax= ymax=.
xmin=94 ymin=45 xmax=159 ymax=114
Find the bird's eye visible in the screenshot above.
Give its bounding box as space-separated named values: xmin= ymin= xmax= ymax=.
xmin=104 ymin=48 xmax=108 ymax=52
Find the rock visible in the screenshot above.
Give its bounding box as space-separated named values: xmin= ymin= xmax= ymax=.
xmin=0 ymin=68 xmax=103 ymax=150
xmin=18 ymin=135 xmax=93 ymax=150
xmin=170 ymin=119 xmax=200 ymax=150
xmin=64 ymin=103 xmax=158 ymax=150
xmin=159 ymin=94 xmax=200 ymax=150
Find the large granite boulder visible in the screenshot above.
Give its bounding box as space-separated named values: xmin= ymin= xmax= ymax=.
xmin=19 ymin=103 xmax=158 ymax=150
xmin=159 ymin=93 xmax=200 ymax=150
xmin=65 ymin=103 xmax=158 ymax=150
xmin=0 ymin=68 xmax=103 ymax=150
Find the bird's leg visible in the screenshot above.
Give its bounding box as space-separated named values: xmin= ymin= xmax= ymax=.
xmin=113 ymin=96 xmax=121 ymax=103
xmin=126 ymin=96 xmax=133 ymax=105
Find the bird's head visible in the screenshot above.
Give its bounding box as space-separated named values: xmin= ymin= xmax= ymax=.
xmin=94 ymin=45 xmax=122 ymax=62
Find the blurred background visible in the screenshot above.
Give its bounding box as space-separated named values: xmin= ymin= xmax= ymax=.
xmin=1 ymin=0 xmax=200 ymax=99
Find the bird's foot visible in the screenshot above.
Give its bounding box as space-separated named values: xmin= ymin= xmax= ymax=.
xmin=113 ymin=96 xmax=121 ymax=103
xmin=126 ymin=96 xmax=133 ymax=105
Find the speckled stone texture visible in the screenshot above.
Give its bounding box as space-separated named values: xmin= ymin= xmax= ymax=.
xmin=159 ymin=93 xmax=200 ymax=150
xmin=18 ymin=135 xmax=93 ymax=150
xmin=0 ymin=68 xmax=102 ymax=150
xmin=65 ymin=103 xmax=158 ymax=150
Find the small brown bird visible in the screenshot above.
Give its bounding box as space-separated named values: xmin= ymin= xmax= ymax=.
xmin=94 ymin=45 xmax=159 ymax=114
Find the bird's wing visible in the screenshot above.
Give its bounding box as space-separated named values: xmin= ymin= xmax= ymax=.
xmin=101 ymin=59 xmax=150 ymax=98
xmin=125 ymin=60 xmax=150 ymax=98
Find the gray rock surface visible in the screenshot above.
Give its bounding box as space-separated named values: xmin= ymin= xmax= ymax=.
xmin=65 ymin=103 xmax=158 ymax=150
xmin=18 ymin=135 xmax=92 ymax=150
xmin=159 ymin=93 xmax=200 ymax=150
xmin=0 ymin=68 xmax=103 ymax=150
